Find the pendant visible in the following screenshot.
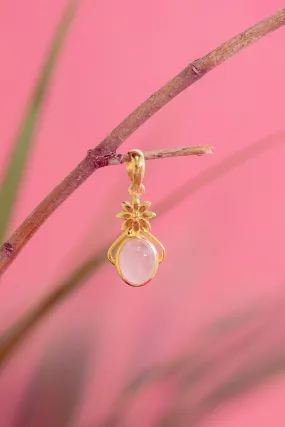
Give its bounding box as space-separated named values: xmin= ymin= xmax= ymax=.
xmin=107 ymin=149 xmax=165 ymax=287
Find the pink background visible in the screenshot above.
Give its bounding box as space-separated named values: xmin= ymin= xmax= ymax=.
xmin=1 ymin=0 xmax=285 ymax=426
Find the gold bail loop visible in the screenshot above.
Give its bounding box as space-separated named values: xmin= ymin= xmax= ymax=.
xmin=126 ymin=149 xmax=145 ymax=195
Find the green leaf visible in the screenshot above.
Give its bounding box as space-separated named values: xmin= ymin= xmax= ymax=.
xmin=0 ymin=0 xmax=78 ymax=243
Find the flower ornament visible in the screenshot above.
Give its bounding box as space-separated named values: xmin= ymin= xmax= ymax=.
xmin=116 ymin=199 xmax=156 ymax=232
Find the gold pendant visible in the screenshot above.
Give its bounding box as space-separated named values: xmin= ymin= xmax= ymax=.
xmin=107 ymin=149 xmax=165 ymax=287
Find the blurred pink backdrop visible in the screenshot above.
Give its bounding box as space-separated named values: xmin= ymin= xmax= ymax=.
xmin=1 ymin=0 xmax=285 ymax=426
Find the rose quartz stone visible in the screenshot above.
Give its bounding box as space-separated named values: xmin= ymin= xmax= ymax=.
xmin=118 ymin=238 xmax=157 ymax=286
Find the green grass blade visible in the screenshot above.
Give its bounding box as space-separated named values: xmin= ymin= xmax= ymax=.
xmin=0 ymin=0 xmax=78 ymax=243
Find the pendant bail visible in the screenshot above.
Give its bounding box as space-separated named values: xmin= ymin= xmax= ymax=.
xmin=126 ymin=149 xmax=145 ymax=195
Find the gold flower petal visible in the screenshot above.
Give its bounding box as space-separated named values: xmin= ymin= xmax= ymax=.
xmin=116 ymin=212 xmax=131 ymax=219
xmin=122 ymin=218 xmax=133 ymax=231
xmin=122 ymin=202 xmax=133 ymax=213
xmin=142 ymin=211 xmax=156 ymax=220
xmin=133 ymin=220 xmax=140 ymax=232
xmin=138 ymin=202 xmax=151 ymax=213
xmin=139 ymin=218 xmax=150 ymax=230
xmin=133 ymin=198 xmax=140 ymax=211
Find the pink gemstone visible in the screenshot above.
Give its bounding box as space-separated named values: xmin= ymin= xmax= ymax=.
xmin=118 ymin=238 xmax=157 ymax=286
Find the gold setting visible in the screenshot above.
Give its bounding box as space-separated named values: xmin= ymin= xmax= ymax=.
xmin=108 ymin=149 xmax=165 ymax=286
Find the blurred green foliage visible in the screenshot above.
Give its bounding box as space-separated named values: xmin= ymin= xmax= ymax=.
xmin=0 ymin=0 xmax=77 ymax=242
xmin=14 ymin=328 xmax=93 ymax=427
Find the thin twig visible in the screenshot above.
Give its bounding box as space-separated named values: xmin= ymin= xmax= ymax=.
xmin=0 ymin=8 xmax=284 ymax=275
xmin=110 ymin=145 xmax=212 ymax=165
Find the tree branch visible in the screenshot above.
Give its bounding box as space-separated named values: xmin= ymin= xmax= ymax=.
xmin=0 ymin=8 xmax=284 ymax=275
